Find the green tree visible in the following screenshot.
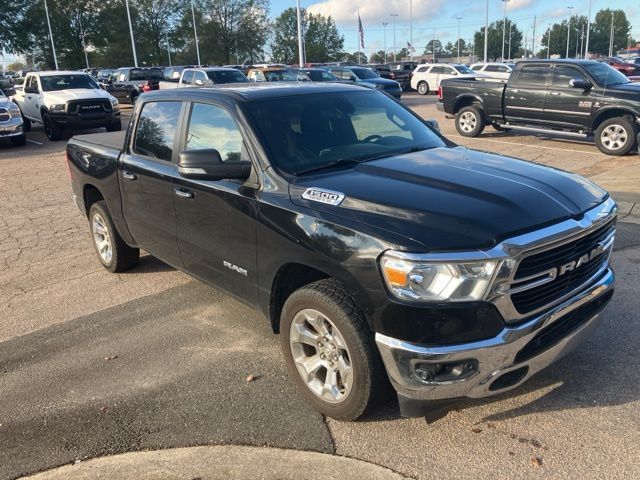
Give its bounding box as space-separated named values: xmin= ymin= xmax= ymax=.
xmin=540 ymin=16 xmax=588 ymax=58
xmin=423 ymin=39 xmax=442 ymax=56
xmin=589 ymin=9 xmax=630 ymax=56
xmin=369 ymin=50 xmax=386 ymax=63
xmin=473 ymin=19 xmax=523 ymax=61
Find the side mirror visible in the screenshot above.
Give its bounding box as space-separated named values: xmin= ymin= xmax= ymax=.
xmin=178 ymin=149 xmax=251 ymax=181
xmin=425 ymin=118 xmax=441 ymax=132
xmin=569 ymin=78 xmax=592 ymax=89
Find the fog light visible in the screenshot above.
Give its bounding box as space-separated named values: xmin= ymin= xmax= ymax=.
xmin=413 ymin=359 xmax=478 ymax=384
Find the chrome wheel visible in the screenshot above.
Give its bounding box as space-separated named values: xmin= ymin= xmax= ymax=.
xmin=458 ymin=111 xmax=477 ymax=133
xmin=289 ymin=308 xmax=353 ymax=404
xmin=418 ymin=82 xmax=429 ymax=95
xmin=600 ymin=124 xmax=628 ymax=151
xmin=92 ymin=212 xmax=112 ymax=264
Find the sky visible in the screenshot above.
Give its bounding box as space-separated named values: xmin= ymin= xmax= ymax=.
xmin=280 ymin=0 xmax=640 ymax=55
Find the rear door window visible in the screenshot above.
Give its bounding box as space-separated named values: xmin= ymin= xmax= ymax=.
xmin=515 ymin=65 xmax=551 ymax=86
xmin=133 ymin=101 xmax=182 ymax=161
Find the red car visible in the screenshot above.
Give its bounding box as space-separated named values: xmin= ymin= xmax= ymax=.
xmin=599 ymin=57 xmax=640 ymax=76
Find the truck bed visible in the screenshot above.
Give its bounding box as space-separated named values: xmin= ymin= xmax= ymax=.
xmin=70 ymin=131 xmax=126 ymax=151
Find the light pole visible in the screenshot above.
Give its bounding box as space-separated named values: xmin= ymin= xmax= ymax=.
xmin=585 ymin=0 xmax=592 ymax=58
xmin=124 ymin=0 xmax=138 ymax=67
xmin=432 ymin=28 xmax=437 ymax=63
xmin=43 ymin=0 xmax=59 ymax=69
xmin=456 ymin=17 xmax=462 ymax=63
xmin=580 ymin=25 xmax=585 ymax=58
xmin=296 ymin=0 xmax=304 ymax=67
xmin=383 ymin=22 xmax=388 ymax=62
xmin=566 ymin=6 xmax=573 ymax=58
xmin=608 ymin=12 xmax=615 ymax=57
xmin=190 ymin=0 xmax=201 ymax=65
xmin=165 ymin=29 xmax=172 ymax=66
xmin=501 ymin=0 xmax=509 ymax=61
xmin=508 ymin=21 xmax=512 ymax=60
xmin=547 ymin=27 xmax=552 ymax=59
xmin=410 ymin=0 xmax=413 ymax=61
xmin=484 ymin=0 xmax=489 ymax=62
xmin=78 ymin=12 xmax=89 ymax=69
xmin=390 ymin=14 xmax=398 ymax=62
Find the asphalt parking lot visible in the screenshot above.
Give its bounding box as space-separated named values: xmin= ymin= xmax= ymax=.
xmin=1 ymin=95 xmax=639 ymax=480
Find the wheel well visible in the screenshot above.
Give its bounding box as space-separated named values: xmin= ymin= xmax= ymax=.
xmin=83 ymin=185 xmax=104 ymax=217
xmin=269 ymin=263 xmax=330 ymax=333
xmin=453 ymin=96 xmax=482 ymax=115
xmin=593 ymin=109 xmax=637 ymax=131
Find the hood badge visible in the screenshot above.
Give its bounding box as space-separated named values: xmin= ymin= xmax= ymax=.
xmin=302 ymin=188 xmax=345 ymax=206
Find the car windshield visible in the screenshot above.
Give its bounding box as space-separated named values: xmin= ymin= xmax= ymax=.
xmin=351 ymin=68 xmax=378 ymax=79
xmin=244 ymin=90 xmax=446 ymax=175
xmin=130 ymin=69 xmax=164 ymax=81
xmin=207 ymin=70 xmax=249 ymax=83
xmin=307 ymin=70 xmax=337 ymax=81
xmin=40 ymin=75 xmax=99 ymax=91
xmin=454 ymin=65 xmax=474 ymax=74
xmin=585 ymin=62 xmax=630 ymax=86
xmin=264 ymin=70 xmax=297 ymax=81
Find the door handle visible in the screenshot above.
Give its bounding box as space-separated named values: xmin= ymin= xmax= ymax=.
xmin=549 ymin=91 xmax=562 ymax=96
xmin=175 ymin=188 xmax=194 ymax=199
xmin=122 ymin=170 xmax=137 ymax=180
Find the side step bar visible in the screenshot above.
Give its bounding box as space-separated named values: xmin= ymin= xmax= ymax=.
xmin=496 ymin=124 xmax=589 ymax=139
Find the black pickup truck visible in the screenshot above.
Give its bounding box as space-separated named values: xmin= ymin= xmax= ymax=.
xmin=438 ymin=59 xmax=640 ymax=156
xmin=67 ymin=83 xmax=616 ymax=421
xmin=104 ymin=67 xmax=165 ymax=104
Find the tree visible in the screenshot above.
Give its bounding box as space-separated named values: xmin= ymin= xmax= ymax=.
xmin=589 ymin=9 xmax=630 ymax=56
xmin=540 ymin=15 xmax=588 ymax=58
xmin=423 ymin=39 xmax=442 ymax=56
xmin=7 ymin=62 xmax=26 ymax=71
xmin=473 ymin=19 xmax=522 ymax=61
xmin=369 ymin=50 xmax=386 ymax=63
xmin=271 ymin=7 xmax=343 ymax=64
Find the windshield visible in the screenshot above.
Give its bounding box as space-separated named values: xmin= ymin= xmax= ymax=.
xmin=207 ymin=70 xmax=249 ymax=83
xmin=40 ymin=75 xmax=99 ymax=91
xmin=585 ymin=62 xmax=630 ymax=86
xmin=351 ymin=68 xmax=379 ymax=80
xmin=130 ymin=69 xmax=164 ymax=81
xmin=307 ymin=70 xmax=337 ymax=81
xmin=244 ymin=90 xmax=446 ymax=175
xmin=454 ymin=65 xmax=474 ymax=74
xmin=264 ymin=70 xmax=297 ymax=81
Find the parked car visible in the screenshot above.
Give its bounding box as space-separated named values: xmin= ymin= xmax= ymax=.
xmin=0 ymin=89 xmax=26 ymax=146
xmin=597 ymin=57 xmax=640 ymax=76
xmin=626 ymin=57 xmax=640 ymax=65
xmin=438 ymin=59 xmax=640 ymax=156
xmin=0 ymin=72 xmax=15 ymax=92
xmin=411 ymin=63 xmax=483 ymax=95
xmin=13 ymin=71 xmax=120 ymax=141
xmin=175 ymin=67 xmax=250 ymax=87
xmin=323 ymin=66 xmax=402 ymax=99
xmin=289 ymin=68 xmax=338 ymax=82
xmin=470 ymin=62 xmax=515 ymax=80
xmin=104 ymin=67 xmax=165 ymax=104
xmin=67 ymin=83 xmax=616 ymax=421
xmin=96 ymin=69 xmax=114 ymax=83
xmin=387 ymin=61 xmax=417 ymax=90
xmin=247 ymin=67 xmax=298 ymax=82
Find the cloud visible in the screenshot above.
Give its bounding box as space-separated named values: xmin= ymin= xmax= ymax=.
xmin=507 ymin=0 xmax=534 ymax=11
xmin=307 ymin=0 xmax=446 ymax=25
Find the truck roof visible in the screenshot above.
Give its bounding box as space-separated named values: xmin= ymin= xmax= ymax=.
xmin=29 ymin=70 xmax=90 ymax=77
xmin=140 ymin=82 xmax=369 ymax=101
xmin=516 ymin=59 xmax=602 ymax=66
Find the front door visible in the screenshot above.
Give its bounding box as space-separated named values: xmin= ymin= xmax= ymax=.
xmin=504 ymin=63 xmax=551 ymax=125
xmin=544 ymin=64 xmax=594 ymax=131
xmin=174 ymin=101 xmax=259 ymax=304
xmin=119 ymin=99 xmax=184 ymax=268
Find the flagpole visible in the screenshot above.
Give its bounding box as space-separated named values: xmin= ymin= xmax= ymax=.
xmin=296 ymin=0 xmax=305 ymax=67
xmin=190 ymin=0 xmax=201 ymax=65
xmin=43 ymin=0 xmax=59 ymax=70
xmin=124 ymin=0 xmax=138 ymax=67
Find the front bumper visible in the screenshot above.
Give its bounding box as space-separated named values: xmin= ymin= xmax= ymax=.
xmin=376 ymin=268 xmax=614 ymax=415
xmin=0 ymin=117 xmax=24 ymax=138
xmin=49 ymin=110 xmax=120 ymax=129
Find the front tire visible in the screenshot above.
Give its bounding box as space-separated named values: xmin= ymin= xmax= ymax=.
xmin=89 ymin=201 xmax=139 ymax=273
xmin=455 ymin=105 xmax=486 ymax=137
xmin=22 ymin=117 xmax=31 ymax=132
xmin=43 ymin=113 xmax=63 ymax=141
xmin=11 ymin=134 xmax=27 ymax=146
xmin=595 ymin=117 xmax=637 ymax=156
xmin=417 ymin=81 xmax=430 ymax=95
xmin=280 ymin=279 xmax=386 ymax=421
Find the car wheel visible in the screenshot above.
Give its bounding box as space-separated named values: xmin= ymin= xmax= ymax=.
xmin=417 ymin=81 xmax=430 ymax=95
xmin=106 ymin=119 xmax=122 ymax=132
xmin=10 ymin=134 xmax=27 ymax=146
xmin=280 ymin=279 xmax=387 ymax=421
xmin=89 ymin=201 xmax=140 ymax=273
xmin=43 ymin=113 xmax=63 ymax=141
xmin=22 ymin=117 xmax=31 ymax=132
xmin=455 ymin=105 xmax=486 ymax=137
xmin=595 ymin=117 xmax=637 ymax=156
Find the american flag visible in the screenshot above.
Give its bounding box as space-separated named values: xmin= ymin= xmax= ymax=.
xmin=407 ymin=42 xmax=416 ymax=53
xmin=358 ymin=12 xmax=365 ymax=49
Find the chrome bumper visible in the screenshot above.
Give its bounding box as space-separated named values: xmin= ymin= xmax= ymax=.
xmin=0 ymin=117 xmax=24 ymax=137
xmin=376 ymin=268 xmax=614 ymax=401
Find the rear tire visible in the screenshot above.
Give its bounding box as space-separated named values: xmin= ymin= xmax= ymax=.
xmin=594 ymin=117 xmax=637 ymax=156
xmin=455 ymin=105 xmax=486 ymax=137
xmin=11 ymin=134 xmax=27 ymax=146
xmin=106 ymin=119 xmax=122 ymax=132
xmin=417 ymin=81 xmax=430 ymax=95
xmin=280 ymin=279 xmax=386 ymax=421
xmin=89 ymin=201 xmax=139 ymax=273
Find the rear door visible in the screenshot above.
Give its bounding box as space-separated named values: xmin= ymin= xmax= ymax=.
xmin=173 ymin=101 xmax=259 ymax=304
xmin=504 ymin=63 xmax=551 ymax=124
xmin=109 ymin=70 xmax=129 ymax=103
xmin=544 ymin=64 xmax=594 ymax=130
xmin=22 ymin=75 xmax=40 ymax=120
xmin=119 ymin=99 xmax=185 ymax=267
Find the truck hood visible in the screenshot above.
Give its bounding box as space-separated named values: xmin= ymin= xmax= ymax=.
xmin=289 ymin=146 xmax=608 ymax=251
xmin=606 ymin=81 xmax=640 ymax=93
xmin=45 ymin=88 xmax=114 ymax=103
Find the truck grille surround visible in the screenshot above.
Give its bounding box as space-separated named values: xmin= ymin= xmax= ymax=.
xmin=0 ymin=107 xmax=9 ymax=122
xmin=67 ymin=99 xmax=112 ymax=114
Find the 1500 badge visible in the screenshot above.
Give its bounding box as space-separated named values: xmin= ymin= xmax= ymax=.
xmin=578 ymin=101 xmax=593 ymax=108
xmin=302 ymin=188 xmax=345 ymax=206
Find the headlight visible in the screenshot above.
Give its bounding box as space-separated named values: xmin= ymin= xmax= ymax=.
xmin=8 ymin=106 xmax=21 ymax=118
xmin=380 ymin=252 xmax=499 ymax=302
xmin=110 ymin=97 xmax=118 ymax=107
xmin=50 ymin=104 xmax=66 ymax=112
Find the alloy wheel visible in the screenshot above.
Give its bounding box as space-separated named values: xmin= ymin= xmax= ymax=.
xmin=459 ymin=111 xmax=477 ymax=133
xmin=92 ymin=212 xmax=113 ymax=264
xmin=600 ymin=124 xmax=628 ymax=151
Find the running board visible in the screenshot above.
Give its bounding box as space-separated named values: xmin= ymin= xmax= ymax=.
xmin=496 ymin=124 xmax=589 ymax=139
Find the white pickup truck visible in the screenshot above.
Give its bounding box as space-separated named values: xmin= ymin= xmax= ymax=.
xmin=158 ymin=67 xmax=249 ymax=89
xmin=13 ymin=71 xmax=121 ymax=141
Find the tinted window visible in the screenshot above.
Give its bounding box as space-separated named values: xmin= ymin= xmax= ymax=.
xmin=193 ymin=71 xmax=207 ymax=85
xmin=551 ymin=66 xmax=588 ymax=87
xmin=430 ymin=66 xmax=444 ymax=74
xmin=584 ymin=62 xmax=629 ymax=86
xmin=244 ymin=90 xmax=446 ymax=175
xmin=133 ymin=101 xmax=182 ymax=161
xmin=442 ymin=67 xmax=455 ymax=75
xmin=417 ymin=66 xmax=430 ymax=73
xmin=516 ymin=65 xmax=550 ymax=86
xmin=471 ymin=65 xmax=483 ymax=71
xmin=351 ymin=68 xmax=378 ymax=79
xmin=485 ymin=65 xmax=499 ymax=72
xmin=454 ymin=65 xmax=473 ymax=74
xmin=264 ymin=70 xmax=297 ymax=81
xmin=186 ymin=103 xmax=244 ymax=162
xmin=497 ymin=65 xmax=510 ymax=73
xmin=306 ymin=70 xmax=337 ymax=81
xmin=206 ymin=70 xmax=249 ymax=84
xmin=181 ymin=70 xmax=194 ymax=84
xmin=129 ymin=69 xmax=164 ymax=81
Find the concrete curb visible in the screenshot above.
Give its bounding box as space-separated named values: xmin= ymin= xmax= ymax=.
xmin=617 ymin=201 xmax=640 ymax=224
xmin=20 ymin=445 xmax=412 ymax=480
